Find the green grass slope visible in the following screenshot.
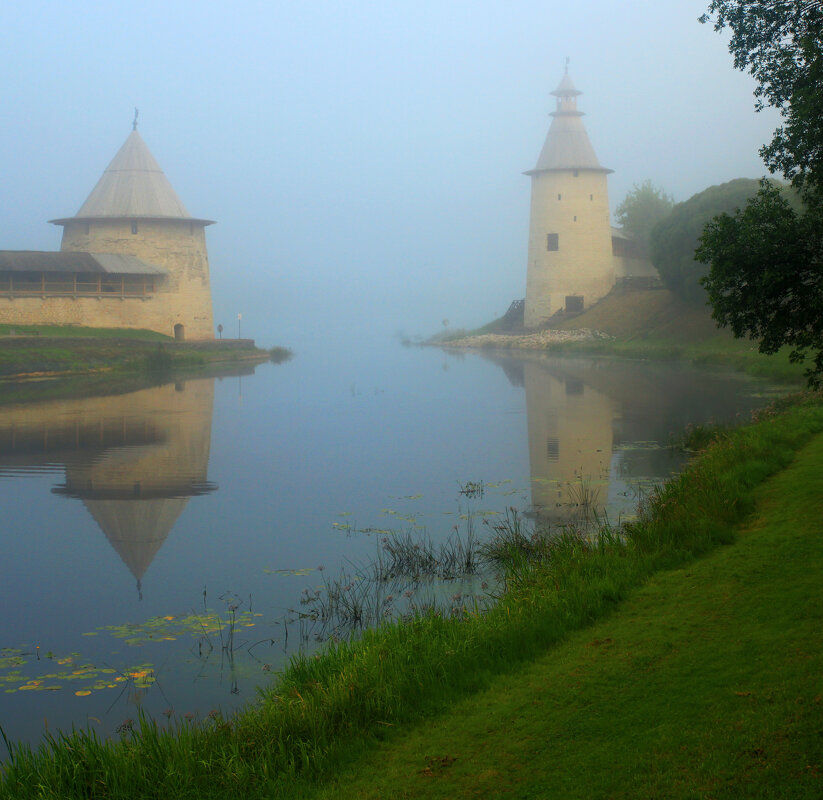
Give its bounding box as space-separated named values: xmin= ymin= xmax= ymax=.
xmin=548 ymin=288 xmax=807 ymax=383
xmin=554 ymin=288 xmax=724 ymax=342
xmin=308 ymin=431 xmax=823 ymax=799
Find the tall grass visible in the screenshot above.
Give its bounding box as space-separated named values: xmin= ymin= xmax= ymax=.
xmin=2 ymin=394 xmax=822 ymax=799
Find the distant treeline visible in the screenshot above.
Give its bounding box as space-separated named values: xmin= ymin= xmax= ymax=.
xmin=648 ymin=178 xmax=802 ymax=305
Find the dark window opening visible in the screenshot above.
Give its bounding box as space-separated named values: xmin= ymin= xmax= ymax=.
xmin=590 ymin=194 xmax=593 ymax=201
xmin=573 ymin=215 xmax=577 ymax=222
xmin=546 ymin=437 xmax=559 ymax=462
xmin=174 ymin=323 xmax=185 ymax=341
xmin=573 ymin=169 xmax=579 ymax=177
xmin=557 ymin=193 xmax=562 ymax=201
xmin=565 ymin=295 xmax=584 ymax=312
xmin=131 ymin=222 xmax=138 ymax=234
xmin=547 ymin=233 xmax=559 ymax=251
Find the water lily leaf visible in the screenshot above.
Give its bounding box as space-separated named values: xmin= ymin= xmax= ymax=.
xmin=269 ymin=568 xmax=314 ymax=576
xmin=75 ymin=690 xmax=91 ymax=696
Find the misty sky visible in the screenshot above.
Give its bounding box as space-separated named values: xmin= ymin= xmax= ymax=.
xmin=0 ymin=1 xmax=779 ymax=347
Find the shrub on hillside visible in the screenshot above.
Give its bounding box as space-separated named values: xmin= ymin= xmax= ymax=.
xmin=650 ymin=178 xmax=800 ymax=304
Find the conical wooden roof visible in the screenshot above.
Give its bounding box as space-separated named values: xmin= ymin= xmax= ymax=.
xmin=527 ymin=71 xmax=612 ymax=175
xmin=51 ymin=129 xmax=214 ymax=225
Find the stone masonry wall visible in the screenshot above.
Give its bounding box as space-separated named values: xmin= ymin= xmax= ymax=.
xmin=525 ymin=169 xmax=614 ymax=328
xmin=56 ymin=219 xmax=215 ymax=339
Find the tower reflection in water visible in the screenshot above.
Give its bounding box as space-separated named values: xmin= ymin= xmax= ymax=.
xmin=489 ymin=353 xmax=764 ymax=530
xmin=523 ymin=359 xmax=613 ymax=528
xmin=0 ymin=379 xmax=216 ymax=597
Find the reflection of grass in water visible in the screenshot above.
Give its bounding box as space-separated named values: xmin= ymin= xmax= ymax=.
xmin=565 ymin=479 xmax=602 ymax=520
xmin=293 ymin=518 xmax=488 ymax=644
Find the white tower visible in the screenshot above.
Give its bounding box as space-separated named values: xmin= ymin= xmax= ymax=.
xmin=524 ymin=69 xmax=614 ymax=328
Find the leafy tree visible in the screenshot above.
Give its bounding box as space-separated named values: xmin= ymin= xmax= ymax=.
xmin=697 ymin=181 xmax=823 ymax=385
xmin=700 ymin=1 xmax=823 ymax=194
xmin=697 ymin=1 xmax=823 ymax=384
xmin=649 ymin=178 xmax=764 ymax=303
xmin=614 ymin=180 xmax=674 ymax=253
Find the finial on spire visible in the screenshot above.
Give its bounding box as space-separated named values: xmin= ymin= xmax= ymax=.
xmin=132 ymin=108 xmax=139 ymax=131
xmin=565 ymin=56 xmax=570 ymax=74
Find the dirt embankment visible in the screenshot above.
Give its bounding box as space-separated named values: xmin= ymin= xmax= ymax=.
xmin=442 ymin=289 xmax=730 ymax=350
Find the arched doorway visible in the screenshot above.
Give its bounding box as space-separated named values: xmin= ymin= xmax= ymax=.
xmin=174 ymin=323 xmax=185 ymax=341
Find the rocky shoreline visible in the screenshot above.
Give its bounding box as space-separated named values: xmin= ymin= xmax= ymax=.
xmin=438 ymin=327 xmax=613 ymax=350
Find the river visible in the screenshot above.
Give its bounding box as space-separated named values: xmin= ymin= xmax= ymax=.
xmin=0 ymin=340 xmax=780 ymax=751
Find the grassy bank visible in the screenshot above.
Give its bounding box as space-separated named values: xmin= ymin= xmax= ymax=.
xmin=441 ymin=289 xmax=808 ymax=384
xmin=0 ymin=325 xmax=274 ymax=404
xmin=309 ymin=428 xmax=823 ymax=798
xmin=1 ymin=393 xmax=821 ymax=798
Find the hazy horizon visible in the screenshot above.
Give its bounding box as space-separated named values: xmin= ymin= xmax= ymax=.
xmin=0 ymin=1 xmax=779 ymax=348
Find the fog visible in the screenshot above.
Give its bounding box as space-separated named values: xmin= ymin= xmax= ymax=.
xmin=0 ymin=0 xmax=779 ymax=348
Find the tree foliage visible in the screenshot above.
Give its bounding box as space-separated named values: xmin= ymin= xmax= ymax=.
xmin=700 ymin=0 xmax=823 ymax=193
xmin=698 ymin=1 xmax=823 ymax=385
xmin=614 ymin=180 xmax=674 ymax=253
xmin=649 ymin=179 xmax=765 ymax=303
xmin=697 ymin=182 xmax=823 ymax=386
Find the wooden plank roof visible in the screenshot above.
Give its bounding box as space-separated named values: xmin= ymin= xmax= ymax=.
xmin=0 ymin=251 xmax=167 ymax=275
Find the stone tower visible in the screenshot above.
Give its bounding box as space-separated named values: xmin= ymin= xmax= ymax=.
xmin=50 ymin=125 xmax=215 ymax=340
xmin=524 ymin=69 xmax=614 ymax=328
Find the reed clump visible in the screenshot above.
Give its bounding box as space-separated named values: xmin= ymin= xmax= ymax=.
xmin=2 ymin=394 xmax=822 ymax=799
xmin=267 ymin=346 xmax=293 ymax=364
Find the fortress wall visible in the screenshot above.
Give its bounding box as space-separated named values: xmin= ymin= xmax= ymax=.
xmin=0 ymin=294 xmax=179 ymax=334
xmin=59 ymin=219 xmax=214 ymax=339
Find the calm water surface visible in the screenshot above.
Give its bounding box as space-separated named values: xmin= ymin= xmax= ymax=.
xmin=0 ymin=340 xmax=780 ymax=750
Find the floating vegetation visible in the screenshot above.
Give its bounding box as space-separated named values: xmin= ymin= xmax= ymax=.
xmin=0 ymin=650 xmax=26 ymax=670
xmin=458 ymin=480 xmax=484 ymax=498
xmin=264 ymin=567 xmax=316 ymax=577
xmin=286 ymin=513 xmax=492 ymax=645
xmin=96 ymin=610 xmax=256 ymax=647
xmin=0 ymin=650 xmax=154 ymax=697
xmin=0 ymin=594 xmax=270 ymax=704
